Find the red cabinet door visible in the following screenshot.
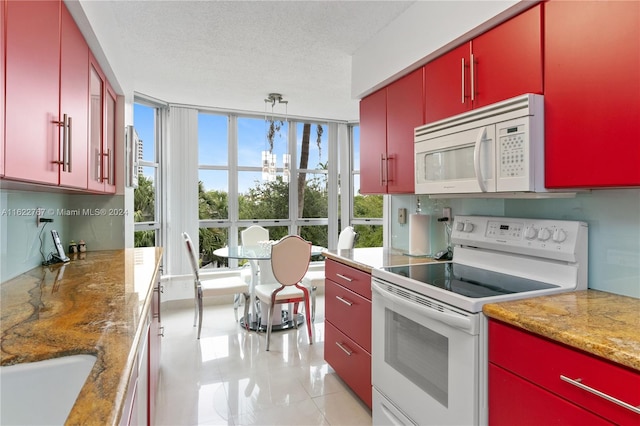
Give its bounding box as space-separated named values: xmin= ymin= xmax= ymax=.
xmin=87 ymin=56 xmax=106 ymax=192
xmin=324 ymin=321 xmax=372 ymax=408
xmin=425 ymin=5 xmax=542 ymax=124
xmin=103 ymin=83 xmax=117 ymax=193
xmin=471 ymin=4 xmax=542 ymax=109
xmin=148 ymin=280 xmax=162 ymax=425
xmin=359 ymin=88 xmax=387 ymax=194
xmin=325 ymin=279 xmax=371 ymax=352
xmin=489 ymin=364 xmax=613 ymax=426
xmin=545 ymin=0 xmax=640 ymax=188
xmin=386 ymin=67 xmax=423 ymax=193
xmin=59 ymin=3 xmax=89 ymax=189
xmin=5 ymin=0 xmax=61 ymax=184
xmin=424 ymin=43 xmax=471 ymax=124
xmin=1 ymin=0 xmax=5 ymax=177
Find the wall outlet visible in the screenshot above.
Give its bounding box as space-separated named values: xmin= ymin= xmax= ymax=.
xmin=443 ymin=207 xmax=452 ymax=222
xmin=398 ymin=208 xmax=407 ymax=224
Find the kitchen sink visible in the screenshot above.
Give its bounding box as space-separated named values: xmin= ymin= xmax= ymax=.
xmin=0 ymin=354 xmax=97 ymax=425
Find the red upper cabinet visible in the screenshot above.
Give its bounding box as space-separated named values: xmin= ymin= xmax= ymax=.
xmin=425 ymin=4 xmax=543 ymax=124
xmin=4 ymin=0 xmax=90 ymax=189
xmin=544 ymin=0 xmax=640 ymax=188
xmin=1 ymin=0 xmax=5 ymax=177
xmin=87 ymin=56 xmax=116 ymax=194
xmin=423 ymin=43 xmax=471 ymax=123
xmin=59 ymin=3 xmax=89 ymax=189
xmin=385 ymin=67 xmax=423 ymax=193
xmin=359 ymin=88 xmax=387 ymax=194
xmin=5 ymin=0 xmax=61 ymax=185
xmin=360 ymin=67 xmax=423 ymax=194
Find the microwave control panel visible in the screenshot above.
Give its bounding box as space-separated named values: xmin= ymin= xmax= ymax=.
xmin=498 ymin=123 xmax=527 ymax=178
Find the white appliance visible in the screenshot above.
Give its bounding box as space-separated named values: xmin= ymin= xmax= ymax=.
xmin=371 ymin=215 xmax=588 ymax=425
xmin=414 ymin=94 xmax=544 ymax=194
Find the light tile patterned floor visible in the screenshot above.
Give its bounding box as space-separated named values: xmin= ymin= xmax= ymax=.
xmin=155 ymin=296 xmax=372 ymax=425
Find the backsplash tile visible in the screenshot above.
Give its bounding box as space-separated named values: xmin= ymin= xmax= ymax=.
xmin=391 ymin=189 xmax=640 ymax=298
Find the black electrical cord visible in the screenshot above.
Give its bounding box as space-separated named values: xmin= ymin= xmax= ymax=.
xmin=38 ymin=223 xmax=56 ymax=265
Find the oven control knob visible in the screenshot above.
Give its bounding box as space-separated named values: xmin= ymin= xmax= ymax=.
xmin=524 ymin=226 xmax=537 ymax=240
xmin=463 ymin=222 xmax=474 ymax=232
xmin=552 ymin=228 xmax=567 ymax=243
xmin=455 ymin=221 xmax=465 ymax=232
xmin=537 ymin=227 xmax=551 ymax=241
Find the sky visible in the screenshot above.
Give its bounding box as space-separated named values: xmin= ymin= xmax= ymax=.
xmin=133 ymin=103 xmax=334 ymax=194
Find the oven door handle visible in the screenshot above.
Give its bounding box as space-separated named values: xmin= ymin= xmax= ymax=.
xmin=372 ymin=281 xmax=474 ymax=332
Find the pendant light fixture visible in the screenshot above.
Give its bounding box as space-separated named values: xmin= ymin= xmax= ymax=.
xmin=262 ymin=93 xmax=290 ymax=182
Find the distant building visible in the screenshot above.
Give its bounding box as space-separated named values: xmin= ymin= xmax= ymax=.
xmin=135 ymin=129 xmax=144 ymax=177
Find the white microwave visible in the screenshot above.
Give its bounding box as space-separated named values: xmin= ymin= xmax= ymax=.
xmin=415 ymin=93 xmax=545 ymax=194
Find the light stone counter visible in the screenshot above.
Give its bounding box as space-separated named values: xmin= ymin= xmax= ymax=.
xmin=323 ymin=247 xmax=439 ymax=273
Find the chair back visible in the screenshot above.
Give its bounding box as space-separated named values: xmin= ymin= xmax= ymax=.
xmin=182 ymin=232 xmax=200 ymax=281
xmin=271 ymin=235 xmax=311 ymax=286
xmin=337 ymin=226 xmax=357 ymax=250
xmin=241 ymin=225 xmax=269 ymax=246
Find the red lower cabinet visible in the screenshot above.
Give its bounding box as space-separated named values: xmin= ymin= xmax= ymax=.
xmin=325 ymin=322 xmax=372 ymax=408
xmin=489 ymin=319 xmax=640 ymax=425
xmin=324 ymin=259 xmax=372 ymax=408
xmin=489 ymin=364 xmax=612 ymax=425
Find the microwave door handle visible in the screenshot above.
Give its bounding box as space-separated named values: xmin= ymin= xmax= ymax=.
xmin=473 ymin=127 xmax=488 ymax=192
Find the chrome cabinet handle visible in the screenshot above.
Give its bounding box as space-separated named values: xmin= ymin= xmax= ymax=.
xmin=560 ymin=375 xmax=640 ymax=414
xmin=66 ymin=116 xmax=72 ymax=172
xmin=52 ymin=114 xmax=70 ymax=172
xmin=335 ymin=341 xmax=352 ymax=356
xmin=470 ymin=53 xmax=476 ymax=101
xmin=379 ymin=153 xmax=385 ymax=186
xmin=335 ymin=273 xmax=353 ymax=282
xmin=158 ymin=326 xmax=165 ymax=337
xmin=385 ymin=154 xmax=393 ymax=183
xmin=102 ymin=149 xmax=112 ymax=184
xmin=461 ymin=57 xmax=466 ymax=104
xmin=335 ymin=295 xmax=353 ymax=306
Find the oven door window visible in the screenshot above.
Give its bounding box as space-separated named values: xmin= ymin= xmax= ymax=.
xmin=386 ymin=308 xmax=449 ymax=407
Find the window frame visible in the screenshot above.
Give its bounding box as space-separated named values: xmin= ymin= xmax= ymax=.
xmin=133 ymin=96 xmax=166 ymax=248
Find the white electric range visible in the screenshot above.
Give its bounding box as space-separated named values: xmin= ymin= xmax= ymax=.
xmin=371 ymin=215 xmax=588 ymax=426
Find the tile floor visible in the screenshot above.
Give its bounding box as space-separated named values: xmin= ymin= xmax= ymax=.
xmin=155 ymin=295 xmax=372 ymax=425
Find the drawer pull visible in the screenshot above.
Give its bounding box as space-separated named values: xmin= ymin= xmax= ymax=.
xmin=335 ymin=295 xmax=353 ymax=306
xmin=560 ymin=375 xmax=640 ymax=414
xmin=335 ymin=273 xmax=353 ymax=282
xmin=335 ymin=341 xmax=352 ymax=356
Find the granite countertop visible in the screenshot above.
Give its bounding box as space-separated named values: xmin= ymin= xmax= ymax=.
xmin=483 ymin=290 xmax=640 ymax=372
xmin=0 ymin=248 xmax=163 ymax=425
xmin=323 ymin=247 xmax=439 ymax=273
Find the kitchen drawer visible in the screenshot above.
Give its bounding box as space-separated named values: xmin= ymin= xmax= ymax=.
xmin=325 ymin=259 xmax=371 ymax=300
xmin=325 ymin=279 xmax=371 ymax=352
xmin=489 ymin=363 xmax=613 ymax=425
xmin=325 ymin=321 xmax=372 ymax=408
xmin=489 ymin=320 xmax=640 ymax=425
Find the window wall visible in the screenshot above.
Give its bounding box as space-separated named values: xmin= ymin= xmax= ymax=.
xmin=196 ymin=110 xmax=342 ymax=268
xmin=133 ymin=101 xmax=163 ymax=248
xmin=134 ymin=103 xmax=383 ymax=272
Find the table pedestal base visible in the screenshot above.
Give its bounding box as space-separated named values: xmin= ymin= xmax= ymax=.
xmin=240 ymin=311 xmax=305 ymax=332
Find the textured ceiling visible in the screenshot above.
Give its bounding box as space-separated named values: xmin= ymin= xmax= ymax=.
xmin=84 ymin=0 xmax=417 ymax=121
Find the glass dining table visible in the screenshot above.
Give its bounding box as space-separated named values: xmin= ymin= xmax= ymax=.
xmin=213 ymin=243 xmax=326 ymax=331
